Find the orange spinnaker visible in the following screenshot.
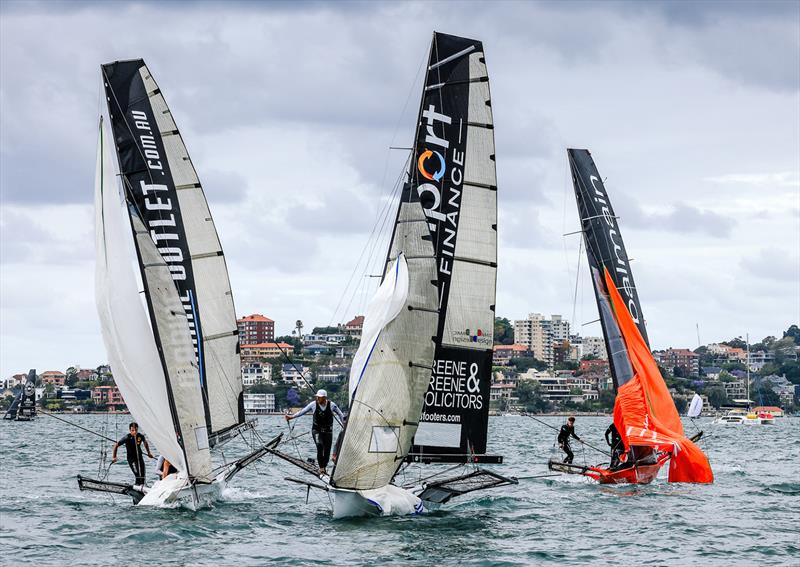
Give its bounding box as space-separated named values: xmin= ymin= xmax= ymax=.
xmin=605 ymin=268 xmax=714 ymax=483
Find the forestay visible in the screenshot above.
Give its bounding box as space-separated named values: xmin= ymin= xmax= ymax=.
xmin=400 ymin=32 xmax=498 ymax=458
xmin=101 ymin=60 xmax=243 ymax=439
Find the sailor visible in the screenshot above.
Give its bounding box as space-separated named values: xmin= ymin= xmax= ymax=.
xmin=111 ymin=422 xmax=153 ymax=486
xmin=285 ymin=389 xmax=345 ymax=476
xmin=605 ymin=422 xmax=623 ymax=469
xmin=557 ymin=416 xmax=581 ymax=464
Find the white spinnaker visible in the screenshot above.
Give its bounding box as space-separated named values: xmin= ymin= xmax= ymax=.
xmin=687 ymin=393 xmax=703 ymax=418
xmin=139 ymin=65 xmax=243 ymax=435
xmin=94 ymin=119 xmax=186 ymax=473
xmin=441 ymin=51 xmax=497 ymax=349
xmin=347 ymin=255 xmax=410 ymax=402
xmin=332 ymin=199 xmax=438 ymax=490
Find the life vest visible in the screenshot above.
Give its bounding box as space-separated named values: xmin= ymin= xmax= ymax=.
xmin=313 ymin=402 xmax=334 ymax=432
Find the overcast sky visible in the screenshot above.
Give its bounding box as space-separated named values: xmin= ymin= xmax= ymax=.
xmin=1 ymin=0 xmax=798 ymax=377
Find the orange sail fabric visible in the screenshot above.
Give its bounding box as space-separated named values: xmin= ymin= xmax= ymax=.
xmin=605 ymin=269 xmax=713 ymax=484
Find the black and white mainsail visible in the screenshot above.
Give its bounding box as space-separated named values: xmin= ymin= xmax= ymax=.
xmin=396 ymin=32 xmax=498 ymax=461
xmin=3 ymin=369 xmax=36 ymax=421
xmin=100 ymin=60 xmax=244 ymax=443
xmin=568 ymin=148 xmax=647 ymax=390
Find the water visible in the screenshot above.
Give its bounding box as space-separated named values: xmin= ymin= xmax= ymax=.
xmin=1 ymin=415 xmax=797 ymax=566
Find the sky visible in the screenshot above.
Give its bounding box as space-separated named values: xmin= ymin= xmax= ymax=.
xmin=1 ymin=0 xmax=798 ymax=377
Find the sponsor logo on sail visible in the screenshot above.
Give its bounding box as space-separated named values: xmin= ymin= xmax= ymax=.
xmin=589 ymin=174 xmax=641 ymax=325
xmin=417 ymin=149 xmax=446 ymax=181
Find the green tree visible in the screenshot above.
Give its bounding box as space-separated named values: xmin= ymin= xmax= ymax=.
xmin=723 ymin=337 xmax=747 ymax=349
xmin=515 ymin=380 xmax=549 ymax=413
xmin=275 ymin=335 xmax=303 ymax=355
xmin=493 ymin=317 xmax=514 ymax=345
xmin=311 ymin=326 xmax=340 ymax=335
xmin=706 ymin=384 xmax=728 ymax=409
xmin=673 ymin=397 xmax=688 ymax=414
xmin=65 ymin=367 xmax=78 ymax=388
xmin=783 ymin=324 xmax=800 ymax=345
xmin=754 ymin=381 xmax=781 ymax=406
xmin=555 ymin=361 xmax=578 ymax=371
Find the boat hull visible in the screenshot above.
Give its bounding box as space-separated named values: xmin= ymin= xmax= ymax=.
xmin=330 ymin=484 xmax=424 ymax=519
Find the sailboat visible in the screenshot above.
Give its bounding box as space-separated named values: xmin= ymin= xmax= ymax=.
xmin=3 ymin=369 xmax=37 ymax=421
xmin=548 ymin=149 xmax=713 ymax=485
xmin=269 ymin=32 xmax=516 ymax=517
xmin=77 ymin=59 xmax=276 ymax=509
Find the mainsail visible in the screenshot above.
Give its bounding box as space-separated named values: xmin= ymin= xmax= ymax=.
xmin=395 ymin=32 xmax=498 ymax=460
xmin=331 ymin=176 xmax=439 ymax=491
xmin=568 ymin=148 xmax=713 ymax=483
xmin=100 ymin=60 xmax=243 ymax=441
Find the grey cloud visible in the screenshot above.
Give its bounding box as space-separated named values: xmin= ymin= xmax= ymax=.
xmin=740 ymin=248 xmax=800 ymax=283
xmin=614 ymin=192 xmax=736 ymax=238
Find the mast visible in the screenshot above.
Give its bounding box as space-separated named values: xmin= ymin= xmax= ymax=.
xmin=101 ymin=60 xmax=244 ymax=440
xmin=391 ymin=32 xmax=498 ymax=461
xmin=746 ymin=333 xmax=750 ymax=408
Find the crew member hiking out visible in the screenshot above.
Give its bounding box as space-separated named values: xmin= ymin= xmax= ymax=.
xmin=285 ymin=389 xmax=345 ymax=476
xmin=557 ymin=416 xmax=581 ymax=464
xmin=111 ymin=422 xmax=153 ymax=486
xmin=605 ymin=422 xmax=624 ymax=469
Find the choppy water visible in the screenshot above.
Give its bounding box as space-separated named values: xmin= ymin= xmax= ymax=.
xmin=1 ymin=414 xmax=797 ymax=566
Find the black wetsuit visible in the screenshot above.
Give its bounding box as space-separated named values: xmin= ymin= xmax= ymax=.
xmin=312 ymin=402 xmax=334 ymax=469
xmin=118 ymin=433 xmax=147 ymax=485
xmin=605 ymin=423 xmax=623 ymax=469
xmin=557 ymin=423 xmax=581 ymax=464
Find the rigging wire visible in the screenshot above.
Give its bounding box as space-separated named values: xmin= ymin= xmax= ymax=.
xmin=39 ymin=409 xmax=117 ymax=443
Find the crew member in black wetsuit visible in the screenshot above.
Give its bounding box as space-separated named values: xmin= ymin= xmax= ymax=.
xmin=605 ymin=422 xmax=623 ymax=469
xmin=557 ymin=416 xmax=581 ymax=464
xmin=111 ymin=422 xmax=153 ymax=486
xmin=286 ymin=389 xmax=345 ymax=476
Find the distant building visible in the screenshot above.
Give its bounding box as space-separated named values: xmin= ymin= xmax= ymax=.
xmin=492 ymin=344 xmax=532 ymax=366
xmin=654 ymin=349 xmax=699 ymax=376
xmin=244 ymin=393 xmax=276 ymax=414
xmin=242 ymin=362 xmax=273 ymax=387
xmin=57 ymin=388 xmax=92 ymax=401
xmin=342 ymin=316 xmax=364 ymax=338
xmin=747 ymin=350 xmax=774 ymax=372
xmin=701 ymin=366 xmax=723 ymax=380
xmin=75 ymin=368 xmax=97 ymax=381
xmin=40 ymin=371 xmax=66 ymax=387
xmin=722 ymin=380 xmax=747 ymax=401
xmin=315 ymin=365 xmax=349 ymax=384
xmin=92 ymin=385 xmax=125 ymax=411
xmin=240 ymin=342 xmax=294 ymax=364
xmin=707 ymin=343 xmax=747 ymax=364
xmin=513 ymin=314 xmax=570 ymax=368
xmin=237 ymin=314 xmax=275 ymax=345
xmin=5 ymin=373 xmax=27 ymax=389
xmin=282 ymin=363 xmax=311 ymax=389
xmin=579 ymin=359 xmax=609 ymax=375
xmin=569 ymin=335 xmax=607 ymax=361
xmin=304 ymin=334 xmax=347 ymax=345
